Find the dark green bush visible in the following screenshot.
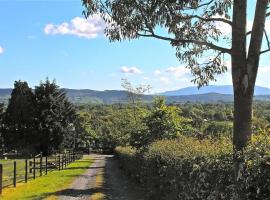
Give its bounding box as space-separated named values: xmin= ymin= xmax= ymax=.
xmin=115 ymin=134 xmax=270 ymax=200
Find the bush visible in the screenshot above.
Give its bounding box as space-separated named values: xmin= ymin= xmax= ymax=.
xmin=115 ymin=134 xmax=270 ymax=200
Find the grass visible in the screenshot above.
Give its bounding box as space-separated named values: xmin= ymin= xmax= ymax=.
xmin=0 ymin=159 xmax=26 ymax=187
xmin=0 ymin=155 xmax=93 ymax=200
xmin=91 ymin=170 xmax=106 ymax=200
xmin=0 ymin=156 xmax=59 ymax=187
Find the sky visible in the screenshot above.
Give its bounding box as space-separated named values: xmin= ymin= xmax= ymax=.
xmin=0 ymin=0 xmax=270 ymax=93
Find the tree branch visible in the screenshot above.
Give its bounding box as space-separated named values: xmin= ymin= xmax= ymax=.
xmin=260 ymin=29 xmax=270 ymax=54
xmin=180 ymin=15 xmax=232 ymax=26
xmin=137 ymin=31 xmax=231 ymax=54
xmin=180 ymin=0 xmax=215 ymax=10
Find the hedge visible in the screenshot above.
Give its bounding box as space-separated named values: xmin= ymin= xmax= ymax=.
xmin=115 ymin=134 xmax=270 ymax=200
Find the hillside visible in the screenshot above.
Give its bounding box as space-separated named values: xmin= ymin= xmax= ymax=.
xmin=160 ymin=85 xmax=270 ymax=96
xmin=1 ymin=87 xmax=270 ymax=104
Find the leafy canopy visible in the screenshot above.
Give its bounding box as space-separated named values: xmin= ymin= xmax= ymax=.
xmin=83 ymin=0 xmax=232 ymax=86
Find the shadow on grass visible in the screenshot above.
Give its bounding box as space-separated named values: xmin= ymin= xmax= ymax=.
xmin=74 ymin=160 xmax=92 ymax=163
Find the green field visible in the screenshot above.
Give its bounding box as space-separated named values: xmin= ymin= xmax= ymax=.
xmin=0 ymin=155 xmax=60 ymax=187
xmin=0 ymin=155 xmax=92 ymax=200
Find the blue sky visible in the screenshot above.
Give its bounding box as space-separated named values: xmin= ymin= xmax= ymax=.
xmin=0 ymin=0 xmax=270 ymax=93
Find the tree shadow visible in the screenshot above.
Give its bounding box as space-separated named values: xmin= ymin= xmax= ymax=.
xmin=101 ymin=155 xmax=146 ymax=200
xmin=39 ymin=188 xmax=106 ymax=199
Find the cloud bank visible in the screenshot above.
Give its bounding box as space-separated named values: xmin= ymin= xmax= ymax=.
xmin=121 ymin=66 xmax=142 ymax=74
xmin=44 ymin=14 xmax=105 ymax=39
xmin=0 ymin=46 xmax=4 ymax=54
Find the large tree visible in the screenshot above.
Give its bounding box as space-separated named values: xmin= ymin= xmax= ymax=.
xmin=35 ymin=79 xmax=76 ymax=154
xmin=3 ymin=81 xmax=36 ymax=150
xmin=0 ymin=103 xmax=5 ymax=152
xmin=82 ymin=0 xmax=270 ymax=150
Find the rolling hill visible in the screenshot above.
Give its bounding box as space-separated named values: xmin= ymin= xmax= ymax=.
xmin=160 ymin=85 xmax=270 ymax=96
xmin=0 ymin=86 xmax=270 ymax=104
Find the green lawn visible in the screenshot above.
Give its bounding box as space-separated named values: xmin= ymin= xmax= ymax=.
xmin=0 ymin=155 xmax=92 ymax=200
xmin=0 ymin=159 xmax=26 ymax=187
xmin=0 ymin=156 xmax=59 ymax=187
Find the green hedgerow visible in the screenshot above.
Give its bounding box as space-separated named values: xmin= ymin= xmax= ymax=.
xmin=116 ymin=134 xmax=270 ymax=200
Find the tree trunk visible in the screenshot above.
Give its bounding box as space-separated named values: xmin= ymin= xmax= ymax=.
xmin=232 ymin=0 xmax=268 ymax=150
xmin=232 ymin=0 xmax=249 ymax=150
xmin=233 ymin=87 xmax=253 ymax=150
xmin=231 ymin=0 xmax=268 ymax=198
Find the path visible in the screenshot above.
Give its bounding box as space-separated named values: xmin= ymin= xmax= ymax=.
xmin=57 ymin=154 xmax=145 ymax=200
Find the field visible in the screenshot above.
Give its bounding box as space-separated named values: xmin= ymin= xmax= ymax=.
xmin=0 ymin=155 xmax=92 ymax=200
xmin=0 ymin=155 xmax=64 ymax=187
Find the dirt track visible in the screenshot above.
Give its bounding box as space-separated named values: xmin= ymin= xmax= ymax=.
xmin=57 ymin=154 xmax=145 ymax=200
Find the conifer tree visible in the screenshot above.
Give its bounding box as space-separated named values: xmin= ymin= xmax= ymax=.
xmin=3 ymin=81 xmax=35 ymax=150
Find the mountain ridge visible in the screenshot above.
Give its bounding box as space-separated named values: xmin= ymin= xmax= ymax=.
xmin=159 ymin=85 xmax=270 ymax=96
xmin=0 ymin=86 xmax=270 ymax=104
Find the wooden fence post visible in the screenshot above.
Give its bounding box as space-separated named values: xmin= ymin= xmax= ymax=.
xmin=25 ymin=159 xmax=28 ymax=183
xmin=29 ymin=161 xmax=32 ymax=173
xmin=40 ymin=152 xmax=42 ymax=177
xmin=0 ymin=164 xmax=3 ymax=194
xmin=13 ymin=161 xmax=16 ymax=187
xmin=64 ymin=154 xmax=66 ymax=168
xmin=33 ymin=157 xmax=36 ymax=179
xmin=58 ymin=155 xmax=61 ymax=171
xmin=62 ymin=155 xmax=64 ymax=170
xmin=45 ymin=156 xmax=48 ymax=175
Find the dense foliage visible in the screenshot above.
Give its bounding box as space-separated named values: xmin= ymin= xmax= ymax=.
xmin=116 ymin=133 xmax=270 ymax=200
xmin=3 ymin=81 xmax=36 ymax=150
xmin=0 ymin=79 xmax=85 ymax=154
xmin=72 ymin=99 xmax=270 ymax=152
xmin=34 ymin=80 xmax=77 ymax=153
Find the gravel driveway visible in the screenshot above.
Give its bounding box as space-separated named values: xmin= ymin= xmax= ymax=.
xmin=57 ymin=154 xmax=145 ymax=200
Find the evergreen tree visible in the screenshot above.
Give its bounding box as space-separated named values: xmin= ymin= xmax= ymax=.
xmin=3 ymin=81 xmax=36 ymax=151
xmin=34 ymin=79 xmax=76 ymax=154
xmin=0 ymin=103 xmax=5 ymax=152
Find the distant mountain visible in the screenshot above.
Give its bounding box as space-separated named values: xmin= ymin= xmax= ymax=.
xmin=0 ymin=86 xmax=270 ymax=104
xmin=0 ymin=89 xmax=12 ymax=104
xmin=166 ymin=93 xmax=233 ymax=103
xmin=0 ymin=88 xmax=152 ymax=104
xmin=160 ymin=85 xmax=270 ymax=96
xmin=64 ymin=89 xmax=155 ymax=104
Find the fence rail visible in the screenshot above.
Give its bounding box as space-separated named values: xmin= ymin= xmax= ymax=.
xmin=0 ymin=150 xmax=83 ymax=193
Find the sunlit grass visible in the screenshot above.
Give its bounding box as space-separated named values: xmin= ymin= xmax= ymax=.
xmin=1 ymin=156 xmax=92 ymax=200
xmin=91 ymin=170 xmax=106 ymax=200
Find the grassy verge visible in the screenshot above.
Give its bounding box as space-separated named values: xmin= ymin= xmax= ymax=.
xmin=91 ymin=170 xmax=106 ymax=200
xmin=1 ymin=155 xmax=93 ymax=200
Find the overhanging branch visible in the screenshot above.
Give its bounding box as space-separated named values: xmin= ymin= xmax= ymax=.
xmin=137 ymin=31 xmax=231 ymax=54
xmin=180 ymin=15 xmax=232 ymax=26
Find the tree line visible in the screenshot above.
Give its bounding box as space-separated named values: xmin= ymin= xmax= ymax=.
xmin=0 ymin=79 xmax=89 ymax=155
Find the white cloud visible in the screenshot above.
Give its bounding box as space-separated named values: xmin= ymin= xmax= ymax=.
xmin=159 ymin=77 xmax=170 ymax=85
xmin=44 ymin=14 xmax=105 ymax=39
xmin=120 ymin=66 xmax=142 ymax=74
xmin=165 ymin=66 xmax=189 ymax=77
xmin=154 ymin=70 xmax=161 ymax=76
xmin=0 ymin=46 xmax=4 ymax=54
xmin=143 ymin=77 xmax=150 ymax=80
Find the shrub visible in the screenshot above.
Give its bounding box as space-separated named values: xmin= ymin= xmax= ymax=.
xmin=115 ymin=134 xmax=270 ymax=200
